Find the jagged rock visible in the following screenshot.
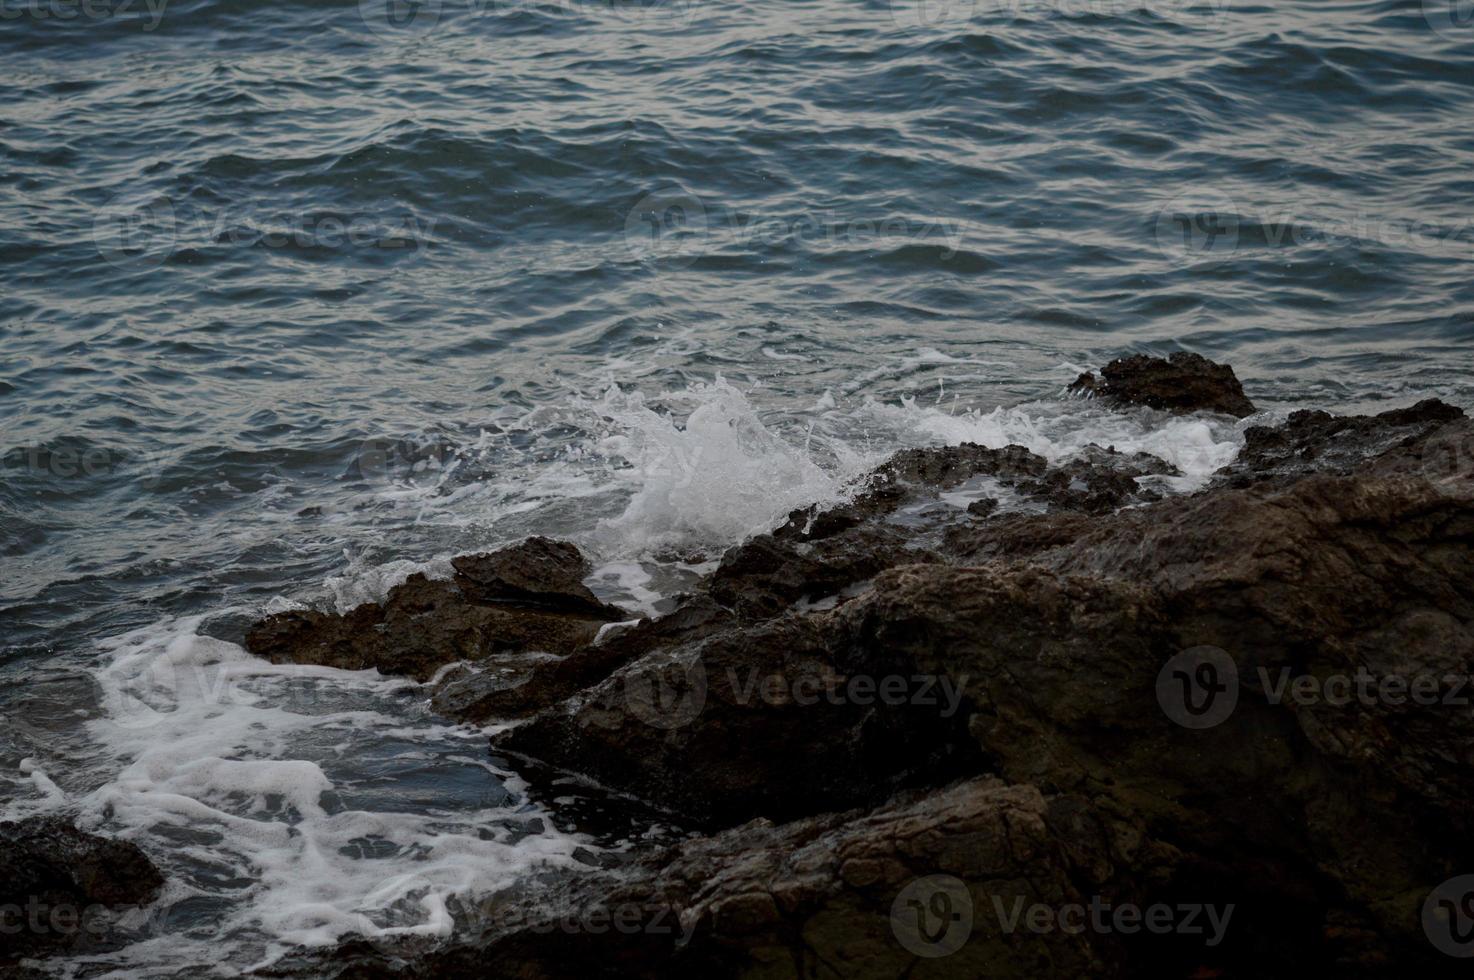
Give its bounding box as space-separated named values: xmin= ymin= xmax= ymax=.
xmin=840 ymin=423 xmax=1474 ymax=969
xmin=245 ymin=540 xmax=628 ymax=682
xmin=495 ymin=609 xmax=981 ymax=828
xmin=706 ymin=525 xmax=938 ymax=621
xmin=246 ymin=375 xmax=1474 ymax=978
xmin=776 ymin=444 xmax=1049 ymax=542
xmin=451 ymin=537 xmax=627 ymax=619
xmin=1013 ymin=446 xmax=1178 ymax=514
xmin=1070 ymin=352 xmax=1256 ymax=418
xmin=0 ymin=817 xmax=164 ymax=964
xmin=432 ymin=596 xmax=732 ymax=724
xmin=1213 ymin=398 xmax=1465 ymax=488
xmin=270 ymin=778 xmax=1187 ymax=979
xmin=965 ymin=497 xmax=998 ymax=517
xmin=494 ymin=410 xmax=1474 ymax=971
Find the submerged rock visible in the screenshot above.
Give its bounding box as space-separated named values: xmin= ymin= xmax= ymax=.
xmin=0 ymin=817 xmax=164 ymax=965
xmin=1070 ymin=352 xmax=1257 ymax=417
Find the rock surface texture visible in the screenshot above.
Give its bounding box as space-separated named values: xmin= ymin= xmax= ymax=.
xmin=0 ymin=818 xmax=165 ymax=965
xmin=250 ymin=355 xmax=1474 ymax=978
xmin=1069 ymin=351 xmax=1257 ymax=418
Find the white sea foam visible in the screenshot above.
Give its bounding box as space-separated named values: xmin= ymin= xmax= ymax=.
xmin=330 ymin=366 xmax=1247 ymax=573
xmin=45 ymin=615 xmax=592 ymax=976
xmin=584 ymin=377 xmax=871 ymax=555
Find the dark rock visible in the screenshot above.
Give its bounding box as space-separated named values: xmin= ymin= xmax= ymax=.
xmin=451 ymin=537 xmax=626 ymax=619
xmin=776 ymin=444 xmax=1048 ymax=542
xmin=432 ymin=596 xmax=732 ymax=724
xmin=490 ymin=408 xmax=1474 ymax=971
xmin=1070 ymin=352 xmax=1257 ymax=418
xmin=273 ymin=778 xmax=1166 ymax=980
xmin=839 ymin=426 xmax=1474 ymax=968
xmin=706 ymin=525 xmax=937 ymax=621
xmin=253 ymin=381 xmax=1474 ymax=978
xmin=494 ymin=609 xmax=981 ymax=828
xmin=0 ymin=817 xmax=164 ymax=964
xmin=965 ymin=496 xmax=998 ymax=517
xmin=246 ymin=539 xmax=628 ymax=682
xmin=1013 ymin=445 xmax=1179 ymax=514
xmin=1213 ymin=398 xmax=1464 ymax=488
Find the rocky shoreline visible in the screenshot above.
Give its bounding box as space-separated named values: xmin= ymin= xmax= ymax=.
xmin=17 ymin=354 xmax=1474 ymax=977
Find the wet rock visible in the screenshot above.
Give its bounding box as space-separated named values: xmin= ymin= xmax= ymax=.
xmin=432 ymin=596 xmax=732 ymax=724
xmin=839 ymin=428 xmax=1474 ymax=967
xmin=1070 ymin=352 xmax=1256 ymax=418
xmin=490 ymin=406 xmax=1474 ymax=970
xmin=494 ymin=608 xmax=981 ymax=828
xmin=278 ymin=778 xmax=1166 ymax=979
xmin=253 ymin=377 xmax=1474 ymax=977
xmin=776 ymin=444 xmax=1048 ymax=541
xmin=965 ymin=496 xmax=998 ymax=517
xmin=246 ymin=539 xmax=628 ymax=682
xmin=451 ymin=537 xmax=626 ymax=619
xmin=0 ymin=817 xmax=164 ymax=964
xmin=1013 ymin=445 xmax=1178 ymax=514
xmin=1213 ymin=398 xmax=1464 ymax=487
xmin=706 ymin=525 xmax=937 ymax=621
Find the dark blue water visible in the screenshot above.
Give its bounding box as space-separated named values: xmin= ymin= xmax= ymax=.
xmin=3 ymin=0 xmax=1473 ymax=973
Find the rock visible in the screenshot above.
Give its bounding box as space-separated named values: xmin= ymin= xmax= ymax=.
xmin=706 ymin=525 xmax=938 ymax=622
xmin=432 ymin=596 xmax=732 ymax=725
xmin=492 ymin=407 xmax=1474 ymax=970
xmin=965 ymin=497 xmax=998 ymax=517
xmin=1070 ymin=352 xmax=1256 ymax=417
xmin=268 ymin=778 xmax=1171 ymax=979
xmin=1213 ymin=398 xmax=1464 ymax=488
xmin=250 ymin=375 xmax=1474 ymax=977
xmin=451 ymin=537 xmax=627 ymax=619
xmin=494 ymin=609 xmax=981 ymax=828
xmin=0 ymin=817 xmax=164 ymax=964
xmin=245 ymin=539 xmax=628 ymax=682
xmin=838 ymin=427 xmax=1474 ymax=968
xmin=776 ymin=444 xmax=1049 ymax=542
xmin=1012 ymin=445 xmax=1178 ymax=514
